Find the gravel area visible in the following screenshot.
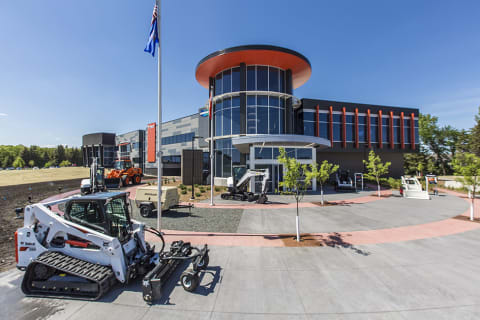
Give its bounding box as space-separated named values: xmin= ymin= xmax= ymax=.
xmin=131 ymin=206 xmax=244 ymax=233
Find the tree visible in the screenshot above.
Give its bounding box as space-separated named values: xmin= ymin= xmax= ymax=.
xmin=470 ymin=106 xmax=480 ymax=156
xmin=28 ymin=160 xmax=35 ymax=167
xmin=310 ymin=160 xmax=338 ymax=205
xmin=12 ymin=156 xmax=25 ymax=168
xmin=277 ymin=147 xmax=313 ymax=241
xmin=59 ymin=160 xmax=71 ymax=167
xmin=363 ymin=150 xmax=391 ymax=197
xmin=453 ymin=153 xmax=480 ymax=221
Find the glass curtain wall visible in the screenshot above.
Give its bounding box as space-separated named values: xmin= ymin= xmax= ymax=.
xmin=382 ymin=117 xmax=390 ymax=144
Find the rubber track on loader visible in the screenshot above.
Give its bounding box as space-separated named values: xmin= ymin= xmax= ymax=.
xmin=21 ymin=251 xmax=116 ymax=300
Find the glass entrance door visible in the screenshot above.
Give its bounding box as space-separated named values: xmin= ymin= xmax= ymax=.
xmin=254 ymin=164 xmax=283 ymax=193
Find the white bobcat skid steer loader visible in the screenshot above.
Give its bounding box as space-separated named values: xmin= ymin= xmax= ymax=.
xmin=221 ymin=166 xmax=269 ymax=203
xmin=15 ymin=191 xmax=209 ymax=303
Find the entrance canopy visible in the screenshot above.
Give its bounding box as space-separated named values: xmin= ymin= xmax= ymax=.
xmin=231 ymin=134 xmax=330 ymax=153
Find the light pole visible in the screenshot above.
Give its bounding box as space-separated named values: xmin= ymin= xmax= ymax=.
xmin=190 ymin=136 xmax=202 ymax=200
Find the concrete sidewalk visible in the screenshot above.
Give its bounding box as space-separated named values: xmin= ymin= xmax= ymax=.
xmin=3 ymin=230 xmax=480 ymax=320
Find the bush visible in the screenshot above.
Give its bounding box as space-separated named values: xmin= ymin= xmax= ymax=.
xmin=44 ymin=161 xmax=55 ymax=168
xmin=387 ymin=177 xmax=401 ymax=189
xmin=195 ymin=192 xmax=201 ymax=197
xmin=199 ymin=187 xmax=206 ymax=193
xmin=172 ymin=177 xmax=176 ymax=182
xmin=59 ymin=160 xmax=71 ymax=167
xmin=206 ymin=186 xmax=211 ymax=190
xmin=187 ymin=187 xmax=192 ymax=191
xmin=214 ymin=186 xmax=221 ymax=192
xmin=194 ymin=184 xmax=199 ymax=188
xmin=179 ymin=184 xmax=186 ymax=189
xmin=181 ymin=189 xmax=187 ymax=195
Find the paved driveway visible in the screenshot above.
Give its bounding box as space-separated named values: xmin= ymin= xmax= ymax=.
xmin=3 ymin=228 xmax=480 ymax=320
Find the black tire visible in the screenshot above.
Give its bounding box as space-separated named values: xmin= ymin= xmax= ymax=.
xmin=247 ymin=194 xmax=255 ymax=202
xmin=140 ymin=205 xmax=153 ymax=218
xmin=180 ymin=270 xmax=199 ymax=292
xmin=196 ymin=253 xmax=209 ymax=271
xmin=121 ymin=176 xmax=128 ymax=187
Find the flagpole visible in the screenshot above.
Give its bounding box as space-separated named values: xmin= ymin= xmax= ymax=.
xmin=209 ymin=86 xmax=214 ymax=206
xmin=156 ymin=0 xmax=162 ymax=231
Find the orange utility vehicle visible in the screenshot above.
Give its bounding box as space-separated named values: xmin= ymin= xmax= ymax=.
xmin=104 ymin=159 xmax=143 ymax=188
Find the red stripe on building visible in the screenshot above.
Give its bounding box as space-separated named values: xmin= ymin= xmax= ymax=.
xmin=342 ymin=107 xmax=346 ymax=148
xmin=400 ymin=112 xmax=405 ymax=149
xmin=389 ymin=111 xmax=394 ymax=149
xmin=147 ymin=122 xmax=156 ymax=163
xmin=316 ymin=105 xmax=319 ymax=137
xmin=410 ymin=113 xmax=415 ymax=150
xmin=329 ymin=106 xmax=334 ymax=148
xmin=367 ymin=109 xmax=371 ymax=148
xmin=378 ymin=110 xmax=383 ymax=148
xmin=355 ymin=108 xmax=359 ymax=149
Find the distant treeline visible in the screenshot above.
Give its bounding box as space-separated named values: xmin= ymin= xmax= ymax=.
xmin=0 ymin=145 xmax=83 ymax=168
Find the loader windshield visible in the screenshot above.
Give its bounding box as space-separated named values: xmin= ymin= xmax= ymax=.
xmin=105 ymin=197 xmax=130 ymax=241
xmin=114 ymin=161 xmax=131 ymax=170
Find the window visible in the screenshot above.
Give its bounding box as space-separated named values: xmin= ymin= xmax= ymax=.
xmin=215 ymin=73 xmax=222 ymax=96
xmin=247 ymin=66 xmax=256 ymax=91
xmin=279 ymin=70 xmax=285 ymax=93
xmin=296 ymin=148 xmax=312 ymax=160
xmin=257 ymin=107 xmax=268 ymax=134
xmin=382 ymin=117 xmax=389 ymax=143
xmin=257 ymin=66 xmax=268 ymax=91
xmin=255 ymin=147 xmax=273 ymax=159
xmin=105 ymin=198 xmax=129 ymax=241
xmin=69 ymin=202 xmax=105 ymax=233
xmin=319 ymin=112 xmax=329 ymax=140
xmin=232 ymin=67 xmax=240 ymax=92
xmin=332 ymin=113 xmax=342 ymax=142
xmin=223 ymin=107 xmax=231 ymax=136
xmin=162 ymin=132 xmax=195 ymax=145
xmin=269 ymin=107 xmax=279 ymax=134
xmin=370 ymin=116 xmax=378 ymax=142
xmin=358 ymin=115 xmax=366 ymax=143
xmin=222 ymin=69 xmax=231 ymax=94
xmin=269 ymin=67 xmax=279 ymax=92
xmin=232 ymin=107 xmax=240 ymax=134
xmin=404 ymin=119 xmax=411 ymax=143
xmin=304 ymin=122 xmax=315 ymax=136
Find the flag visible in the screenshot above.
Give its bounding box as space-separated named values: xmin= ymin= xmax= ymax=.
xmin=144 ymin=5 xmax=158 ymax=57
xmin=208 ymin=88 xmax=213 ymax=119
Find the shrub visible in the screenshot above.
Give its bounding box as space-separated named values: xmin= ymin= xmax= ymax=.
xmin=199 ymin=187 xmax=206 ymax=193
xmin=206 ymin=186 xmax=211 ymax=190
xmin=181 ymin=189 xmax=187 ymax=195
xmin=214 ymin=186 xmax=221 ymax=192
xmin=195 ymin=192 xmax=201 ymax=197
xmin=387 ymin=177 xmax=401 ymax=189
xmin=194 ymin=184 xmax=199 ymax=188
xmin=179 ymin=184 xmax=186 ymax=189
xmin=187 ymin=187 xmax=192 ymax=191
xmin=172 ymin=177 xmax=176 ymax=182
xmin=59 ymin=160 xmax=71 ymax=167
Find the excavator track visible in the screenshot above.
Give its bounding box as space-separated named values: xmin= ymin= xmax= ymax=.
xmin=21 ymin=251 xmax=116 ymax=300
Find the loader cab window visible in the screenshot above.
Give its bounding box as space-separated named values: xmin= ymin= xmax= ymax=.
xmin=68 ymin=202 xmax=106 ymax=233
xmin=105 ymin=197 xmax=130 ymax=241
xmin=233 ymin=166 xmax=247 ymax=182
xmin=114 ymin=161 xmax=131 ymax=170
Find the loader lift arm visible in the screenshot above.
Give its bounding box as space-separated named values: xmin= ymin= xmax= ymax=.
xmin=221 ymin=166 xmax=270 ymax=203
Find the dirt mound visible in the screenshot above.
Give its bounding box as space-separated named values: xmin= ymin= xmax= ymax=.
xmin=0 ymin=179 xmax=81 ymax=272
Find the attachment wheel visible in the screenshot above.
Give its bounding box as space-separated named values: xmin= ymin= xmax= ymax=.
xmin=140 ymin=205 xmax=153 ymax=218
xmin=180 ymin=270 xmax=199 ymax=292
xmin=196 ymin=253 xmax=209 ymax=271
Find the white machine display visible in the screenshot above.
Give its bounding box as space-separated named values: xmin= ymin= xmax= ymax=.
xmin=15 ymin=191 xmax=209 ymax=303
xmin=222 ymin=166 xmax=270 ymax=203
xmin=80 ymin=158 xmax=106 ymax=195
xmin=401 ymin=176 xmax=430 ymax=200
xmin=335 ymin=170 xmax=356 ymax=191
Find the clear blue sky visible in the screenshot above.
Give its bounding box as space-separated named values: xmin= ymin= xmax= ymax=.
xmin=0 ymin=0 xmax=479 ymax=147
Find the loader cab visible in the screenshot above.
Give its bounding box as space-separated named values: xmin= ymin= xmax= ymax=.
xmin=114 ymin=160 xmax=132 ymax=171
xmin=232 ymin=166 xmax=247 ymax=184
xmin=64 ymin=192 xmax=132 ymax=242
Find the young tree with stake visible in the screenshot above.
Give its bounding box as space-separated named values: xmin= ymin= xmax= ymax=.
xmin=453 ymin=153 xmax=480 ymax=221
xmin=363 ymin=150 xmax=391 ymax=197
xmin=277 ymin=148 xmax=313 ymax=242
xmin=310 ymin=160 xmax=339 ymax=205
